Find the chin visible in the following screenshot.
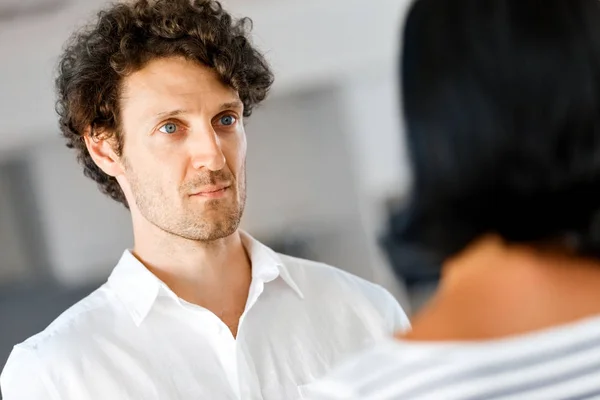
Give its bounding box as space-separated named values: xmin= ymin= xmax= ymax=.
xmin=194 ymin=227 xmax=238 ymax=242
xmin=189 ymin=217 xmax=242 ymax=241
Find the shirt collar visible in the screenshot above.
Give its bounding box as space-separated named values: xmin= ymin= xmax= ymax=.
xmin=107 ymin=250 xmax=163 ymax=326
xmin=107 ymin=231 xmax=304 ymax=326
xmin=240 ymin=231 xmax=304 ymax=299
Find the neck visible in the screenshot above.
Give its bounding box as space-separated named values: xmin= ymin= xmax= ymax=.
xmin=131 ymin=217 xmax=251 ymax=312
xmin=402 ymin=235 xmax=600 ymax=342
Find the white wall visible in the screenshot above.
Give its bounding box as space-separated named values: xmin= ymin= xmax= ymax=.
xmin=338 ymin=75 xmax=413 ymax=308
xmin=341 ymin=74 xmax=412 ymax=202
xmin=244 ymin=87 xmax=359 ymax=232
xmin=25 ymin=140 xmax=133 ymax=286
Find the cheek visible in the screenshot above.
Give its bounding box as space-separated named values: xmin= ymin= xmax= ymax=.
xmin=135 ymin=138 xmax=191 ymax=180
xmin=238 ymin=129 xmax=248 ymax=162
xmin=224 ymin=131 xmax=247 ymax=173
xmin=124 ymin=153 xmax=183 ymax=194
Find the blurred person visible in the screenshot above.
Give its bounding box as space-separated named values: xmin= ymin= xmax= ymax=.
xmin=306 ymin=0 xmax=600 ymax=398
xmin=0 ymin=1 xmax=409 ymax=399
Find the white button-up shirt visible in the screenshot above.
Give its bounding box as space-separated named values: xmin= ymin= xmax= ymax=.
xmin=1 ymin=232 xmax=409 ymax=400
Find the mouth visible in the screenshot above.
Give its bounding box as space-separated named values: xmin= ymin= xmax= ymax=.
xmin=190 ymin=184 xmax=231 ymax=198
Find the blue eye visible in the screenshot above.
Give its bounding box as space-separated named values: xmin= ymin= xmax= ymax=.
xmin=159 ymin=122 xmax=178 ymax=134
xmin=220 ymin=115 xmax=236 ymax=126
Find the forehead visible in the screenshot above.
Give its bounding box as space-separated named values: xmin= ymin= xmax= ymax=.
xmin=120 ymin=56 xmax=239 ymax=114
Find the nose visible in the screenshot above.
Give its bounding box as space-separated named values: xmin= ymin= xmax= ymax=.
xmin=189 ymin=124 xmax=226 ymax=171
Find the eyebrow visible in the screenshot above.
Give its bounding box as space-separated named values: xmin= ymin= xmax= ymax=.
xmin=153 ymin=109 xmax=187 ymax=120
xmin=152 ymin=100 xmax=244 ymax=120
xmin=219 ymin=100 xmax=244 ymax=112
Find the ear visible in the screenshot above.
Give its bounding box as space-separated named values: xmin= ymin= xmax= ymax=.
xmin=84 ymin=128 xmax=124 ymax=177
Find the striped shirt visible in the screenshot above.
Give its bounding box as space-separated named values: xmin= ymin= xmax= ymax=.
xmin=304 ymin=315 xmax=600 ymax=400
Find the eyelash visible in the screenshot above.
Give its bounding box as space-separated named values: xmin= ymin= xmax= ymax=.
xmin=156 ymin=113 xmax=238 ymax=136
xmin=216 ymin=113 xmax=238 ymax=127
xmin=158 ymin=120 xmax=186 ymax=135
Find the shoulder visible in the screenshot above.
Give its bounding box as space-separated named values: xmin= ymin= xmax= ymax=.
xmin=278 ymin=254 xmax=409 ymax=329
xmin=3 ymin=285 xmax=120 ymax=371
xmin=1 ymin=284 xmax=123 ymax=398
xmin=307 ymin=317 xmax=600 ymax=399
xmin=279 ymin=254 xmax=390 ymax=301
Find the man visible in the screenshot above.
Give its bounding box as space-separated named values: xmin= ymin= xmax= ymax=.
xmin=0 ymin=1 xmax=408 ymax=399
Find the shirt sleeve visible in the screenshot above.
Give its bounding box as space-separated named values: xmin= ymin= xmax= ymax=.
xmin=1 ymin=346 xmax=59 ymax=400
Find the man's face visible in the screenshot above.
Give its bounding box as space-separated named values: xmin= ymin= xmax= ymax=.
xmin=117 ymin=56 xmax=247 ymax=242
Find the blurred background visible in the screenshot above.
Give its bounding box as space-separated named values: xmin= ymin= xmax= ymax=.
xmin=0 ymin=0 xmax=440 ymax=376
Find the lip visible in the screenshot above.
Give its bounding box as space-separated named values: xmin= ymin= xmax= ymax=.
xmin=190 ymin=184 xmax=231 ymax=198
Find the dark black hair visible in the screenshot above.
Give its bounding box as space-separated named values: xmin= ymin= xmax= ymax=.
xmin=393 ymin=0 xmax=600 ymax=261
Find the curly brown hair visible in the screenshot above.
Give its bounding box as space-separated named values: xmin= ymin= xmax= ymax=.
xmin=56 ymin=0 xmax=274 ymax=207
